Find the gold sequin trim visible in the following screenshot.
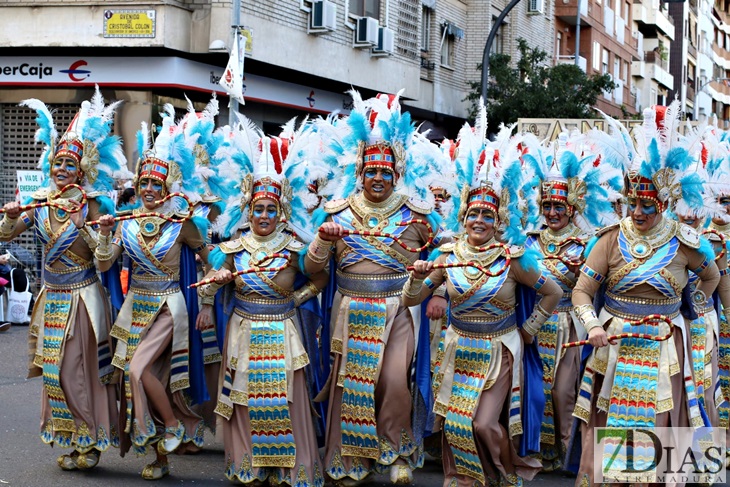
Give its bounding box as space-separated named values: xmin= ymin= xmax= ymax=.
xmin=214 ymin=401 xmax=233 ymax=419
xmin=110 ymin=325 xmax=129 ymax=341
xmin=292 ymin=353 xmax=310 ymax=370
xmin=657 ymin=397 xmax=673 ymax=412
xmin=331 ymin=338 xmax=343 ymax=354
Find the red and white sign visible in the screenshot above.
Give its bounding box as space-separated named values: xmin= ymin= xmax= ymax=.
xmin=0 ymin=57 xmax=351 ymax=114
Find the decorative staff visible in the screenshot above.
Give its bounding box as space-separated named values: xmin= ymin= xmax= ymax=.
xmin=407 ymin=241 xmax=511 ymax=277
xmin=87 ymin=192 xmax=194 ymax=226
xmin=562 ymin=314 xmax=674 ymax=349
xmin=190 ymin=253 xmax=292 ymax=288
xmin=0 ymin=183 xmax=87 ymax=215
xmin=318 ymin=218 xmax=435 ymax=253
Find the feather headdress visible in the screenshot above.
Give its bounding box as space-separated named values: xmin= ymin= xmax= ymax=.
xmin=315 ymin=89 xmax=447 ymax=212
xmin=213 ymin=116 xmax=324 ymax=242
xmin=177 ymin=94 xmax=234 ymax=206
xmin=135 ymin=104 xmax=204 ymax=211
xmin=20 ymin=85 xmax=131 ymax=210
xmin=442 ymin=104 xmax=527 ymax=246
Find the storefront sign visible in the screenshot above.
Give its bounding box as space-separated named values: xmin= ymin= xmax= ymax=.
xmin=0 ymin=56 xmax=350 ymax=115
xmin=103 ymin=10 xmax=156 ymax=38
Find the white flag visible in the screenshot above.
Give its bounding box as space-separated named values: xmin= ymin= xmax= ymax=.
xmin=219 ymin=33 xmax=245 ymax=105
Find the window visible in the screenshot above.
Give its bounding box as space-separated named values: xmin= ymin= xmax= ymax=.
xmin=441 ymin=30 xmax=455 ymax=67
xmin=602 ymin=48 xmax=609 ymax=75
xmin=491 ymin=16 xmax=506 ymax=55
xmin=624 ymin=1 xmax=629 ymax=20
xmin=593 ymin=42 xmax=601 ymax=71
xmin=556 ymin=31 xmax=562 ymax=57
xmin=421 ymin=7 xmax=431 ymax=51
xmin=623 ymin=60 xmax=629 ymax=82
xmin=350 ymin=0 xmax=380 ymax=18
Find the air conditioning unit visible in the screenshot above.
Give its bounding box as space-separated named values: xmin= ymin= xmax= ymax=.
xmin=309 ymin=0 xmax=337 ymax=33
xmin=527 ymin=0 xmax=544 ymax=14
xmin=354 ymin=16 xmax=379 ymax=47
xmin=372 ymin=27 xmax=395 ymax=56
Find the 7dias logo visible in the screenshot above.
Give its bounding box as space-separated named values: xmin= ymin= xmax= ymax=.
xmin=594 ymin=427 xmax=727 ymax=484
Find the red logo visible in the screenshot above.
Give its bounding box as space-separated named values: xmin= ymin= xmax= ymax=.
xmin=307 ymin=90 xmax=316 ymax=108
xmin=60 ymin=60 xmax=91 ymax=82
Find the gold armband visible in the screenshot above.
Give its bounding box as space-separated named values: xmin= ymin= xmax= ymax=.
xmin=574 ymin=303 xmax=601 ymax=332
xmin=307 ymin=234 xmax=333 ymax=264
xmin=0 ymin=215 xmax=18 ymax=239
xmin=523 ymin=304 xmax=551 ymax=336
xmin=78 ymin=226 xmax=98 ymax=251
xmin=293 ymin=281 xmax=320 ymax=306
xmin=94 ymin=232 xmax=114 ymax=261
xmin=403 ymin=277 xmax=424 ymax=300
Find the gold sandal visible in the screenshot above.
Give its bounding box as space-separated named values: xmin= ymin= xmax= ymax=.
xmin=141 ymin=459 xmax=170 ymax=480
xmin=57 ymin=451 xmax=80 ymax=471
xmin=157 ymin=420 xmax=184 ymax=455
xmin=76 ymin=450 xmax=100 ymax=469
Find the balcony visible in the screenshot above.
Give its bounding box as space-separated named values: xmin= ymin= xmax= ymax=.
xmin=632 ymin=60 xmax=646 ymax=78
xmin=556 ymin=55 xmax=587 ymax=72
xmin=632 ymin=0 xmax=675 ymax=40
xmin=555 ymin=0 xmax=590 ymax=25
xmin=688 ymin=42 xmax=697 ymax=59
xmin=687 ymin=81 xmax=695 ymax=101
xmin=644 ymin=50 xmax=673 ymax=88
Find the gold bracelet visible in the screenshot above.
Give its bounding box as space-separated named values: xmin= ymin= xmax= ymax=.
xmin=294 ymin=281 xmax=320 ymax=306
xmin=94 ymin=232 xmax=114 ymax=261
xmin=0 ymin=215 xmax=17 ymax=239
xmin=574 ymin=303 xmax=601 ymax=331
xmin=523 ymin=305 xmax=551 ymax=335
xmin=307 ymin=235 xmax=332 ymax=264
xmin=403 ymin=277 xmax=424 ymax=300
xmin=432 ymin=284 xmax=447 ymax=298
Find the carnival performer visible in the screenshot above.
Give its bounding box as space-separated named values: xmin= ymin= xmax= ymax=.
xmin=2 ymin=88 xmax=129 ymax=471
xmin=404 ymin=114 xmax=563 ymax=487
xmin=572 ymin=104 xmax=721 ymax=486
xmin=703 ymin=127 xmax=730 ymax=463
xmin=669 ymin=124 xmax=730 ymax=433
xmin=95 ymin=109 xmax=210 ymax=480
xmin=196 ymin=118 xmax=329 ymax=486
xmin=305 ymin=91 xmax=447 ymax=485
xmin=175 ymin=95 xmax=233 ymax=440
xmin=520 ymin=131 xmax=619 ymax=472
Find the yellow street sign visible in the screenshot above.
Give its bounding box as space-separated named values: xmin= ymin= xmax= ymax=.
xmin=103 ymin=9 xmax=156 ymax=38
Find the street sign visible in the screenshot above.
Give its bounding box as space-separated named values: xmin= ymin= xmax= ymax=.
xmin=15 ymin=171 xmax=44 ymax=203
xmin=103 ymin=9 xmax=156 ymax=38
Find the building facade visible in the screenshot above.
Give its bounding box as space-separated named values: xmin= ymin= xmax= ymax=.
xmin=554 ymin=0 xmax=640 ymax=118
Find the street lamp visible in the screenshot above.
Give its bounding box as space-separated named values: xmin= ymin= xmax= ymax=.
xmin=480 ymin=0 xmax=526 ymax=105
xmin=693 ymin=77 xmax=730 ymax=121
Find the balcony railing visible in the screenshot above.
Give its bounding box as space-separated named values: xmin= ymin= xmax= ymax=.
xmin=644 ymin=50 xmax=669 ymax=71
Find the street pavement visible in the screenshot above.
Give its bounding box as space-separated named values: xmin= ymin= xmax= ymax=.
xmin=0 ymin=323 xmax=713 ymax=486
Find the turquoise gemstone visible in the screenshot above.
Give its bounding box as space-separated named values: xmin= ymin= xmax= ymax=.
xmin=368 ymin=217 xmax=378 ymax=227
xmin=546 ymin=243 xmax=557 ymax=253
xmin=57 ymin=209 xmax=66 ymax=218
xmin=144 ymin=222 xmax=155 ymax=233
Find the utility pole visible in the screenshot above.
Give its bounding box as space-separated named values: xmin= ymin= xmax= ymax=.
xmin=229 ymin=0 xmax=242 ymax=126
xmin=480 ymin=0 xmax=526 ymax=105
xmin=575 ymin=0 xmax=582 ymax=67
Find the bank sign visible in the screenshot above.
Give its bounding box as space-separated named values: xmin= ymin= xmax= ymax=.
xmin=0 ymin=57 xmax=350 ymax=114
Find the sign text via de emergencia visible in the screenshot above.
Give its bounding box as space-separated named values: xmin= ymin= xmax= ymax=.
xmin=103 ymin=10 xmax=156 ymax=38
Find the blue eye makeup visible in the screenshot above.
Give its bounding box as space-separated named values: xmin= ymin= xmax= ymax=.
xmin=629 ymin=201 xmax=656 ymax=215
xmin=720 ymin=198 xmax=730 ymax=207
xmin=466 ymin=210 xmax=495 ymax=224
xmin=253 ymin=206 xmax=278 ymax=218
xmin=542 ymin=203 xmax=566 ymax=214
xmin=53 ymin=160 xmax=77 ymax=172
xmin=364 ymin=169 xmax=394 ymax=181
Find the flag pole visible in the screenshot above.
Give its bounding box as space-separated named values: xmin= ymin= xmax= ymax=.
xmin=229 ymin=0 xmax=242 ymax=126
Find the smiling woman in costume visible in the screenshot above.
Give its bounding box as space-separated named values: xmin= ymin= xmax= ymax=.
xmin=572 ymin=104 xmax=721 ymax=486
xmin=95 ymin=107 xmax=210 ymax=480
xmin=196 ymin=119 xmax=328 ymax=486
xmin=1 ymin=88 xmax=130 ymax=471
xmin=404 ymin=116 xmax=563 ymax=487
